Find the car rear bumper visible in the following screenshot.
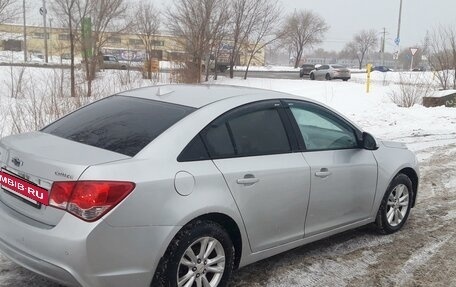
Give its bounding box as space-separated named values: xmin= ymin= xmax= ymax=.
xmin=0 ymin=236 xmax=81 ymax=286
xmin=332 ymin=72 xmax=351 ymax=79
xmin=0 ymin=200 xmax=179 ymax=287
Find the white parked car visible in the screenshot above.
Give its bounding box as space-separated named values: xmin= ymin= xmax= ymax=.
xmin=310 ymin=64 xmax=351 ymax=81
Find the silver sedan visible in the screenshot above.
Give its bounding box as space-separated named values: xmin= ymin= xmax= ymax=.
xmin=310 ymin=64 xmax=351 ymax=81
xmin=0 ymin=85 xmax=418 ymax=287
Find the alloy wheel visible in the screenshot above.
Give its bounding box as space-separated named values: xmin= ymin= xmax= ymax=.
xmin=177 ymin=237 xmax=226 ymax=287
xmin=386 ymin=184 xmax=410 ymax=227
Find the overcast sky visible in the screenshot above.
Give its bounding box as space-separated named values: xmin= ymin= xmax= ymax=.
xmin=25 ymin=0 xmax=456 ymax=52
xmin=277 ymin=0 xmax=456 ymax=51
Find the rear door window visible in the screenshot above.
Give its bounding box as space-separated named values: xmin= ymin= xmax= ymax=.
xmin=42 ymin=96 xmax=195 ymax=156
xmin=201 ymin=101 xmax=291 ymax=158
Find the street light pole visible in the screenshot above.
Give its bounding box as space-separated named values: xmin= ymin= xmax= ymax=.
xmin=23 ymin=0 xmax=27 ymax=62
xmin=395 ymin=0 xmax=403 ymax=70
xmin=49 ymin=18 xmax=53 ymax=60
xmin=396 ymin=0 xmax=403 ymax=43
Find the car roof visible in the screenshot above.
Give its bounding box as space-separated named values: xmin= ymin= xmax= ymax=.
xmin=119 ymin=84 xmax=294 ymax=108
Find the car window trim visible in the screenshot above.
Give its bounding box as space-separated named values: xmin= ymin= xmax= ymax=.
xmin=200 ymin=100 xmax=294 ymax=160
xmin=282 ymin=99 xmax=363 ymax=152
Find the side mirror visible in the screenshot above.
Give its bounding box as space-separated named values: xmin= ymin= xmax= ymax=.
xmin=362 ymin=132 xmax=379 ymax=150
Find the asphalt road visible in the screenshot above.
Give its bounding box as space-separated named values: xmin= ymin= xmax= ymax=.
xmin=0 ymin=62 xmax=304 ymax=80
xmin=232 ymin=70 xmax=302 ymax=80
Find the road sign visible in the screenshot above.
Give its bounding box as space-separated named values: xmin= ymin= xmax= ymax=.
xmin=39 ymin=7 xmax=47 ymax=16
xmin=410 ymin=48 xmax=418 ymax=56
xmin=395 ymin=37 xmax=400 ymax=45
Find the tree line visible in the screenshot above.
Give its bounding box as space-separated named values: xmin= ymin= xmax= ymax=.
xmin=1 ymin=0 xmax=456 ymax=93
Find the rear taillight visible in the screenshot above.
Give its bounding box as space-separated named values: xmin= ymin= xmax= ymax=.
xmin=49 ymin=181 xmax=135 ymax=222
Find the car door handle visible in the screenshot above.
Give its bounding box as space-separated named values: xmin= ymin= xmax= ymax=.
xmin=315 ymin=168 xmax=332 ymax=178
xmin=236 ymin=175 xmax=259 ymax=185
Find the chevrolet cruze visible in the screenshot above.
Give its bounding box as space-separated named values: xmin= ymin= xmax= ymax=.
xmin=0 ymin=85 xmax=419 ymax=287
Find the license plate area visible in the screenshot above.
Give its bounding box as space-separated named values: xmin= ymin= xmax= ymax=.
xmin=0 ymin=169 xmax=49 ymax=207
xmin=2 ymin=188 xmax=42 ymax=209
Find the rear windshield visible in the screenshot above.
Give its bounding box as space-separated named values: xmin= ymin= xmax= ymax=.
xmin=332 ymin=65 xmax=346 ymax=69
xmin=42 ymin=96 xmax=195 ymax=156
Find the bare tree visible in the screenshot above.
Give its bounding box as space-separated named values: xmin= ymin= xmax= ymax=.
xmin=343 ymin=29 xmax=378 ymax=69
xmin=205 ymin=3 xmax=230 ymax=81
xmin=427 ymin=25 xmax=456 ymax=90
xmin=0 ymin=0 xmax=18 ymax=23
xmin=52 ymin=0 xmax=90 ymax=97
xmin=243 ymin=0 xmax=282 ymax=79
xmin=133 ymin=1 xmax=161 ymax=80
xmin=281 ymin=10 xmax=329 ymax=68
xmin=81 ymin=0 xmax=130 ymax=97
xmin=227 ymin=0 xmax=263 ymax=78
xmin=167 ymin=0 xmax=228 ymax=83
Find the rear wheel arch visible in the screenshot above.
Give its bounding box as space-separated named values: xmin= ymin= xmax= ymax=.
xmin=190 ymin=213 xmax=243 ymax=269
xmin=151 ymin=213 xmax=243 ymax=286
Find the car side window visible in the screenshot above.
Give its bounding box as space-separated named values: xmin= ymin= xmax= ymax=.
xmin=228 ymin=108 xmax=290 ymax=156
xmin=201 ymin=103 xmax=291 ymax=159
xmin=288 ymin=103 xmax=358 ymax=151
xmin=204 ymin=122 xmax=236 ymax=158
xmin=177 ymin=135 xmax=210 ymax=162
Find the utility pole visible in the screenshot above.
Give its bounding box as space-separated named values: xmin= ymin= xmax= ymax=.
xmin=42 ymin=0 xmax=48 ymax=63
xmin=381 ymin=28 xmax=386 ymax=66
xmin=23 ymin=0 xmax=27 ymax=62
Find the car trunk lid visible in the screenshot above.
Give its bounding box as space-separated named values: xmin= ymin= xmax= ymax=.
xmin=0 ymin=132 xmax=130 ymax=226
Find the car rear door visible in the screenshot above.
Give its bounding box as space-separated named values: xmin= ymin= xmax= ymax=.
xmin=201 ymin=101 xmax=311 ymax=252
xmin=284 ymin=100 xmax=378 ymax=237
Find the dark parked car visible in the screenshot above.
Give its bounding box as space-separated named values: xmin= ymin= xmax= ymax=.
xmin=412 ymin=67 xmax=426 ymax=72
xmin=371 ymin=66 xmax=392 ymax=72
xmin=299 ymin=64 xmax=316 ymax=77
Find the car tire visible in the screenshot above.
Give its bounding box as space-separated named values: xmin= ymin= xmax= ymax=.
xmin=299 ymin=73 xmax=304 ymax=78
xmin=152 ymin=220 xmax=235 ymax=287
xmin=325 ymin=73 xmax=331 ymax=80
xmin=343 ymin=78 xmax=349 ymax=82
xmin=375 ymin=173 xmax=413 ymax=235
xmin=310 ymin=73 xmax=315 ymax=80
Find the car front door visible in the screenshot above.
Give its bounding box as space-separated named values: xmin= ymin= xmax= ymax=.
xmin=201 ymin=101 xmax=311 ymax=252
xmin=285 ymin=100 xmax=378 ymax=237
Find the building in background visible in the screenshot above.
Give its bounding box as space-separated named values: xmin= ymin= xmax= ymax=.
xmin=0 ymin=23 xmax=266 ymax=66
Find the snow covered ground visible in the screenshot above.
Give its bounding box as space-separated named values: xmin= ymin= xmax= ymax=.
xmin=0 ymin=66 xmax=455 ymax=286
